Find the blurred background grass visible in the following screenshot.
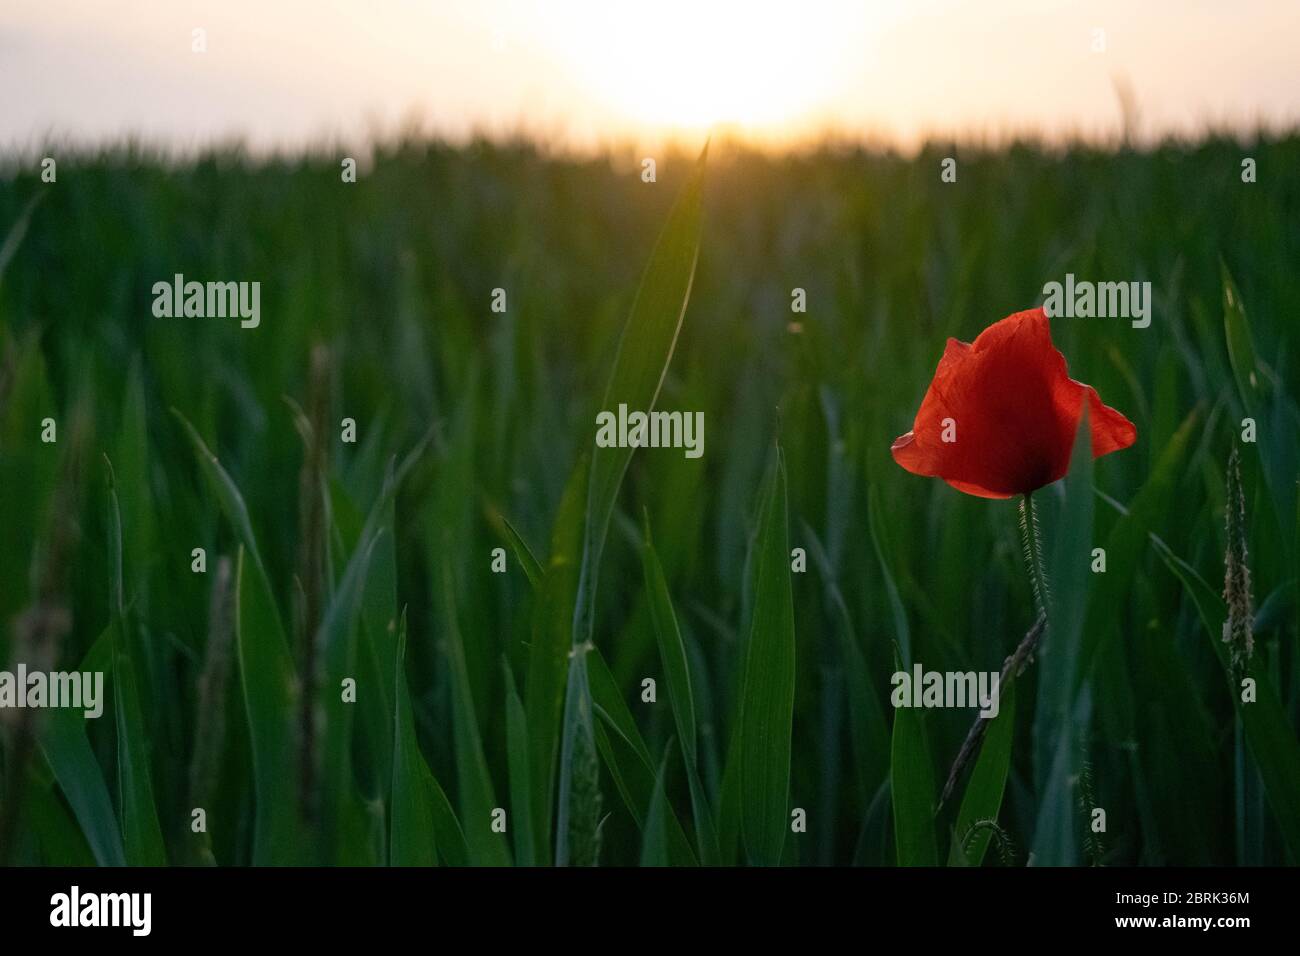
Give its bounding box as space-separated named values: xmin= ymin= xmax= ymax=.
xmin=0 ymin=132 xmax=1297 ymax=865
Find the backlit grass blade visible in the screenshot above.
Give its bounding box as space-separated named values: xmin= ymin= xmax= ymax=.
xmin=525 ymin=456 xmax=588 ymax=863
xmin=738 ymin=447 xmax=796 ymax=866
xmin=558 ymin=144 xmax=708 ymax=864
xmin=948 ymin=685 xmax=1016 ymax=866
xmin=578 ymin=144 xmax=707 ymax=624
xmin=641 ymin=514 xmax=718 ymax=864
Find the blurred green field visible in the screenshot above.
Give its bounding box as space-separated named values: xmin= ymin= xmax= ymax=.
xmin=0 ymin=133 xmax=1297 ymax=866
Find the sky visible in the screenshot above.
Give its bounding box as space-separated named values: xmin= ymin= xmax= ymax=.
xmin=2 ymin=0 xmax=1299 ymax=153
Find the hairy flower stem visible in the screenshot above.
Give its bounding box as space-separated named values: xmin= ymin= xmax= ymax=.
xmin=938 ymin=612 xmax=1045 ymax=812
xmin=1019 ymin=493 xmax=1050 ymax=622
xmin=938 ymin=494 xmax=1051 ymax=814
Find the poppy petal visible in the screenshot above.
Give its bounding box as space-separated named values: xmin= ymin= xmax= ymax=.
xmin=890 ymin=308 xmax=1136 ymax=497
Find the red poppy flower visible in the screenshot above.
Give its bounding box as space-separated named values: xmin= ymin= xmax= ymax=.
xmin=890 ymin=308 xmax=1136 ymax=498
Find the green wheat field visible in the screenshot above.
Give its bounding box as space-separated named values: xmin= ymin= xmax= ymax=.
xmin=0 ymin=133 xmax=1297 ymax=866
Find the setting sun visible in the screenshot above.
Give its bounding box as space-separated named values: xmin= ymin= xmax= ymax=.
xmin=535 ymin=1 xmax=871 ymax=135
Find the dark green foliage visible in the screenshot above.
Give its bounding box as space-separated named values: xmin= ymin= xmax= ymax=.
xmin=1 ymin=133 xmax=1298 ymax=864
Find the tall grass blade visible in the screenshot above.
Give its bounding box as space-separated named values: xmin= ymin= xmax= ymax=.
xmin=105 ymin=460 xmax=167 ymax=865
xmin=948 ymin=685 xmax=1016 ymax=866
xmin=558 ymin=144 xmax=708 ymax=864
xmin=525 ymin=457 xmax=587 ymax=863
xmin=641 ymin=515 xmax=719 ymax=863
xmin=890 ymin=669 xmax=938 ymax=866
xmin=390 ymin=611 xmax=438 ymax=866
xmin=175 ymin=409 xmax=300 ymax=864
xmin=738 ymin=447 xmax=796 ymax=865
xmin=1153 ymin=537 xmax=1300 ymax=858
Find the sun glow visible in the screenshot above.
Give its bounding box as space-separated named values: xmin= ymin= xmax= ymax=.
xmin=537 ymin=1 xmax=872 ymax=137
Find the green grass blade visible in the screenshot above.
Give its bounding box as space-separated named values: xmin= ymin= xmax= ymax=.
xmin=25 ymin=778 xmax=96 ymax=865
xmin=578 ymin=144 xmax=707 ymax=626
xmin=1077 ymin=409 xmax=1199 ymax=689
xmin=1221 ymin=262 xmax=1264 ymax=415
xmin=111 ymin=635 xmax=168 ymax=865
xmin=233 ymin=546 xmax=300 ymax=864
xmin=867 ymin=483 xmax=911 ymax=667
xmin=39 ymin=703 xmax=127 ymax=867
xmin=525 ymin=456 xmax=587 ymax=863
xmin=587 ymin=647 xmax=697 ymax=864
xmin=390 ymin=611 xmax=438 ymax=866
xmin=318 ymin=528 xmax=381 ymax=863
xmin=1036 ymin=412 xmax=1094 ymax=752
xmin=1153 ymin=537 xmax=1300 ymax=858
xmin=890 ymin=695 xmax=938 ymax=866
xmin=172 ymin=409 xmax=283 ymax=607
xmin=639 ymin=747 xmax=674 ymax=867
xmin=392 ymin=613 xmax=469 ymax=867
xmin=502 ymin=659 xmax=536 ymax=866
xmin=558 ymin=145 xmax=708 ymax=864
xmin=106 ymin=458 xmax=166 ymax=865
xmin=641 ymin=514 xmax=718 ymax=864
xmin=948 ymin=685 xmax=1016 ymax=866
xmin=36 ymin=626 xmax=123 ymax=866
xmin=440 ymin=560 xmax=511 ymax=865
xmin=738 ymin=447 xmax=796 ymax=865
xmin=174 ymin=408 xmax=298 ymax=863
xmin=803 ymin=521 xmax=890 ymax=804
xmin=1030 ymin=412 xmax=1093 ymax=866
xmin=355 ymin=458 xmax=409 ymax=804
xmin=500 ymin=516 xmax=543 ymax=591
xmin=642 ymin=517 xmax=697 ymax=760
xmin=427 ymin=772 xmax=471 ymax=867
xmin=555 ymin=650 xmax=601 ymax=865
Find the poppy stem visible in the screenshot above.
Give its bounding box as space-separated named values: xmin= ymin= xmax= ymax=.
xmin=938 ymin=611 xmax=1046 ymax=815
xmin=938 ymin=495 xmax=1052 ymax=818
xmin=1019 ymin=492 xmax=1050 ymax=622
